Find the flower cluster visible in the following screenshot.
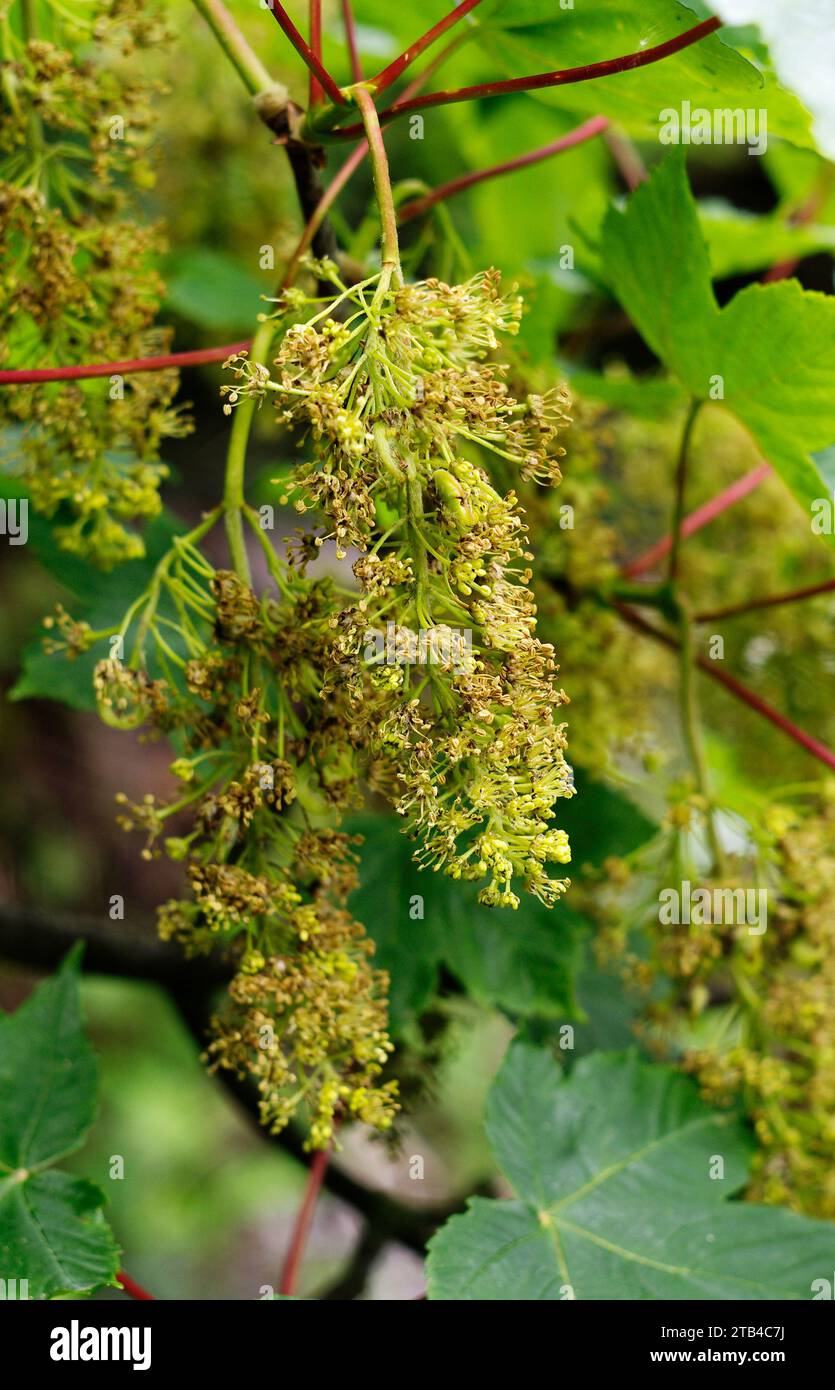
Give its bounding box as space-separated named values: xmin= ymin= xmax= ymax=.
xmin=87 ymin=538 xmax=397 ymax=1147
xmin=223 ymin=261 xmax=575 ymax=908
xmin=592 ymin=786 xmax=835 ymax=1218
xmin=0 ymin=3 xmax=187 ymax=567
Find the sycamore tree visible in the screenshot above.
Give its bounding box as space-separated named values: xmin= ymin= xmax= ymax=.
xmin=2 ymin=0 xmax=835 ymax=1301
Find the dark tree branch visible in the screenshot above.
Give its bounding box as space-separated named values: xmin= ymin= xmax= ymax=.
xmin=316 ymin=1223 xmax=387 ymax=1300
xmin=0 ymin=903 xmax=227 ymax=989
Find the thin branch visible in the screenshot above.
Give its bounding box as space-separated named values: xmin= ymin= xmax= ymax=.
xmin=279 ymin=1143 xmax=333 ymax=1296
xmin=668 ymin=400 xmax=702 ymax=582
xmin=331 ymin=17 xmax=722 ymax=136
xmin=267 ymin=0 xmax=346 ymax=105
xmin=695 ymin=576 xmax=835 ymax=623
xmin=621 ymin=463 xmax=772 ymax=579
xmin=399 ymin=115 xmax=609 ymax=222
xmin=283 ymin=139 xmax=368 ymax=285
xmin=342 ymin=0 xmax=363 ymax=82
xmin=191 ymin=0 xmax=277 ymax=96
xmin=369 ymin=0 xmax=484 ymax=96
xmin=117 ymin=1271 xmax=156 ymax=1301
xmin=0 ymin=902 xmax=228 ymax=989
xmin=317 ymin=1223 xmax=386 ymax=1300
xmin=354 ymin=88 xmax=401 ymax=274
xmin=308 ymin=0 xmax=324 ymax=108
xmin=613 ymin=602 xmax=835 ymax=773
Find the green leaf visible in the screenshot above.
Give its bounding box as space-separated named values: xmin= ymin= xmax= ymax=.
xmin=427 ymin=1045 xmax=835 ymax=1299
xmin=347 ymin=815 xmax=587 ymax=1033
xmin=163 ymin=248 xmax=268 ymax=334
xmin=473 ymin=0 xmax=814 ymax=147
xmin=600 ymin=152 xmax=835 ymax=533
xmin=0 ymin=948 xmax=119 ymax=1298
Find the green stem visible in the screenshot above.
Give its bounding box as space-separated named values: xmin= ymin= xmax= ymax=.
xmin=223 ymin=320 xmax=276 ymax=583
xmin=352 ymin=87 xmax=401 ymax=284
xmin=668 ymin=399 xmax=702 ymax=583
xmin=190 ymin=0 xmax=280 ymax=97
xmin=665 ymin=399 xmax=723 ymax=871
xmin=406 ymin=472 xmax=431 ymax=627
xmin=678 ymin=599 xmax=725 ymax=875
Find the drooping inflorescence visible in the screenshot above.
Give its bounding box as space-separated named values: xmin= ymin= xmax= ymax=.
xmin=92 ymin=548 xmax=398 ymax=1148
xmin=223 ymin=259 xmax=575 ymax=909
xmin=38 ymin=256 xmax=579 ymax=1146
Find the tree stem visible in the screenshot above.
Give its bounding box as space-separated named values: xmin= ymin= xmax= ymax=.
xmin=668 ymin=399 xmax=702 ymax=584
xmin=677 ymin=601 xmax=725 ymax=873
xmin=190 ymin=0 xmax=278 ymax=97
xmin=223 ymin=319 xmax=275 ymax=584
xmin=353 ymin=87 xmax=401 ymax=280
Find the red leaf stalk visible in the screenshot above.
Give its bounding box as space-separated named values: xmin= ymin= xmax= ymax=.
xmin=0 ymin=341 xmax=252 ymax=385
xmin=342 ymin=0 xmax=362 ymax=82
xmin=621 ymin=463 xmax=772 ymax=578
xmin=279 ymin=1144 xmax=332 ymax=1297
xmin=696 ymin=577 xmax=835 ymax=624
xmin=267 ymin=0 xmax=345 ymax=104
xmin=369 ymin=0 xmax=484 ymax=95
xmin=615 ymin=603 xmax=835 ymax=773
xmin=308 ymin=0 xmax=324 ymax=107
xmin=117 ymin=1270 xmax=156 ymax=1301
xmin=400 ymin=115 xmax=610 ymax=222
xmin=333 ymin=17 xmax=722 ymax=136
